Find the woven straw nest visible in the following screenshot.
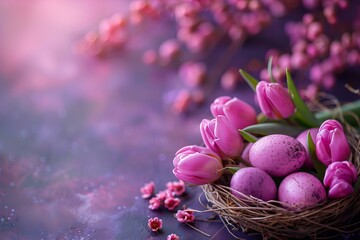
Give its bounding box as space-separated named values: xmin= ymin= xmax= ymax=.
xmin=202 ymin=97 xmax=360 ymax=240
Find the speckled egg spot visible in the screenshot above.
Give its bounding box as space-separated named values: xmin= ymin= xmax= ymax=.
xmin=249 ymin=134 xmax=307 ymax=177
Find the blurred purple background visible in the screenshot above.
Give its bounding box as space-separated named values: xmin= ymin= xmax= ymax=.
xmin=0 ymin=1 xmax=359 ymax=240
xmin=0 ymin=1 xmax=242 ymax=239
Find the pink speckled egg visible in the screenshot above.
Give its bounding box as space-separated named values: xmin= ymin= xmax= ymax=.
xmin=296 ymin=128 xmax=319 ymax=169
xmin=278 ymin=172 xmax=326 ymax=211
xmin=249 ymin=134 xmax=306 ymax=177
xmin=230 ymin=167 xmax=277 ymax=201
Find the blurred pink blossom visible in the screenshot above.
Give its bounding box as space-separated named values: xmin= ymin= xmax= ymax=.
xmin=140 ymin=181 xmax=155 ymax=199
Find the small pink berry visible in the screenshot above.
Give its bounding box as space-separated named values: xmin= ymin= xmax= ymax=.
xmin=140 ymin=181 xmax=155 ymax=199
xmin=148 ymin=217 xmax=163 ymax=232
xmin=307 ymin=22 xmax=322 ymax=40
xmin=159 ymin=39 xmax=181 ymax=65
xmin=220 ymin=69 xmax=239 ymax=91
xmin=171 ymin=90 xmax=192 ymax=114
xmin=142 ymin=49 xmax=157 ymax=65
xmin=191 ymin=89 xmax=205 ymax=105
xmin=179 ymin=62 xmax=206 ymax=87
xmin=167 ymin=233 xmax=180 ymax=240
xmin=175 ymin=209 xmax=195 ymax=223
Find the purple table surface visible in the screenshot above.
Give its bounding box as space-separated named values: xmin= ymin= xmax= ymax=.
xmin=0 ymin=1 xmax=359 ymax=240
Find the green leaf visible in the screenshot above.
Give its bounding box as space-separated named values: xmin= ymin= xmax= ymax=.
xmin=307 ymin=131 xmax=326 ymax=180
xmin=286 ymin=69 xmax=319 ymax=128
xmin=256 ymin=113 xmax=268 ymax=123
xmin=224 ymin=166 xmax=240 ymax=174
xmin=267 ymin=57 xmax=276 ymax=83
xmin=239 ymin=69 xmax=259 ymax=92
xmin=243 ymin=123 xmax=305 ymax=137
xmin=239 ymin=129 xmax=258 ymax=143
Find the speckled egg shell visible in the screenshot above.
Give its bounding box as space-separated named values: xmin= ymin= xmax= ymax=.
xmin=249 ymin=134 xmax=306 ymax=177
xmin=278 ymin=172 xmax=326 ymax=211
xmin=230 ymin=167 xmax=277 ymax=201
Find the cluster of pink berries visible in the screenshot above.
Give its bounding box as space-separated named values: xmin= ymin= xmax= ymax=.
xmin=79 ymin=0 xmax=356 ymax=113
xmin=78 ymin=0 xmax=297 ymax=113
xmin=302 ymin=0 xmax=348 ymax=24
xmin=140 ymin=180 xmax=195 ymax=238
xmin=260 ymin=11 xmax=360 ymax=100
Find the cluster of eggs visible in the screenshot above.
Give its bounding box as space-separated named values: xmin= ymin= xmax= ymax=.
xmin=230 ymin=132 xmax=327 ymax=211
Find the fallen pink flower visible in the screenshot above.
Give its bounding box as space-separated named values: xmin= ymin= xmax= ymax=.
xmin=175 ymin=209 xmax=195 ymax=223
xmin=156 ymin=190 xmax=173 ymax=201
xmin=164 ymin=197 xmax=181 ymax=211
xmin=148 ymin=197 xmax=162 ymax=210
xmin=140 ymin=181 xmax=155 ymax=199
xmin=166 ymin=180 xmax=186 ymax=196
xmin=167 ymin=233 xmax=180 ymax=240
xmin=148 ymin=217 xmax=163 ymax=232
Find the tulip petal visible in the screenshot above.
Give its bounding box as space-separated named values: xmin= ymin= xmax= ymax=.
xmin=200 ymin=119 xmax=216 ymax=152
xmin=210 ymin=96 xmax=230 ymax=116
xmin=329 ymin=129 xmax=351 ymax=162
xmin=265 ymin=83 xmax=295 ymax=118
xmin=223 ymin=97 xmax=257 ymax=129
xmin=316 ymin=130 xmax=332 ymax=165
xmin=328 ymin=181 xmax=354 ymax=199
xmin=256 ymin=82 xmax=274 ymax=118
xmin=214 ymin=116 xmax=243 ymax=157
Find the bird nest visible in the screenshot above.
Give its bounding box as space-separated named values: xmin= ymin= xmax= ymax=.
xmin=202 ymin=104 xmax=360 ymax=239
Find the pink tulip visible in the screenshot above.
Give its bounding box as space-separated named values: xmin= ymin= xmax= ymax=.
xmin=173 ymin=145 xmax=223 ymax=185
xmin=210 ymin=96 xmax=257 ymax=129
xmin=323 ymin=161 xmax=357 ymax=199
xmin=316 ymin=119 xmax=351 ymax=166
xmin=255 ymin=81 xmax=295 ymax=119
xmin=200 ymin=116 xmax=244 ymax=158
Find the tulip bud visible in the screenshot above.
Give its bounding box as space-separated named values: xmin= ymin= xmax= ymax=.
xmin=173 ymin=145 xmax=223 ymax=185
xmin=210 ymin=96 xmax=257 ymax=129
xmin=323 ymin=161 xmax=357 ymax=199
xmin=200 ymin=116 xmax=244 ymax=158
xmin=316 ymin=119 xmax=351 ymax=166
xmin=255 ymin=81 xmax=295 ymax=119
